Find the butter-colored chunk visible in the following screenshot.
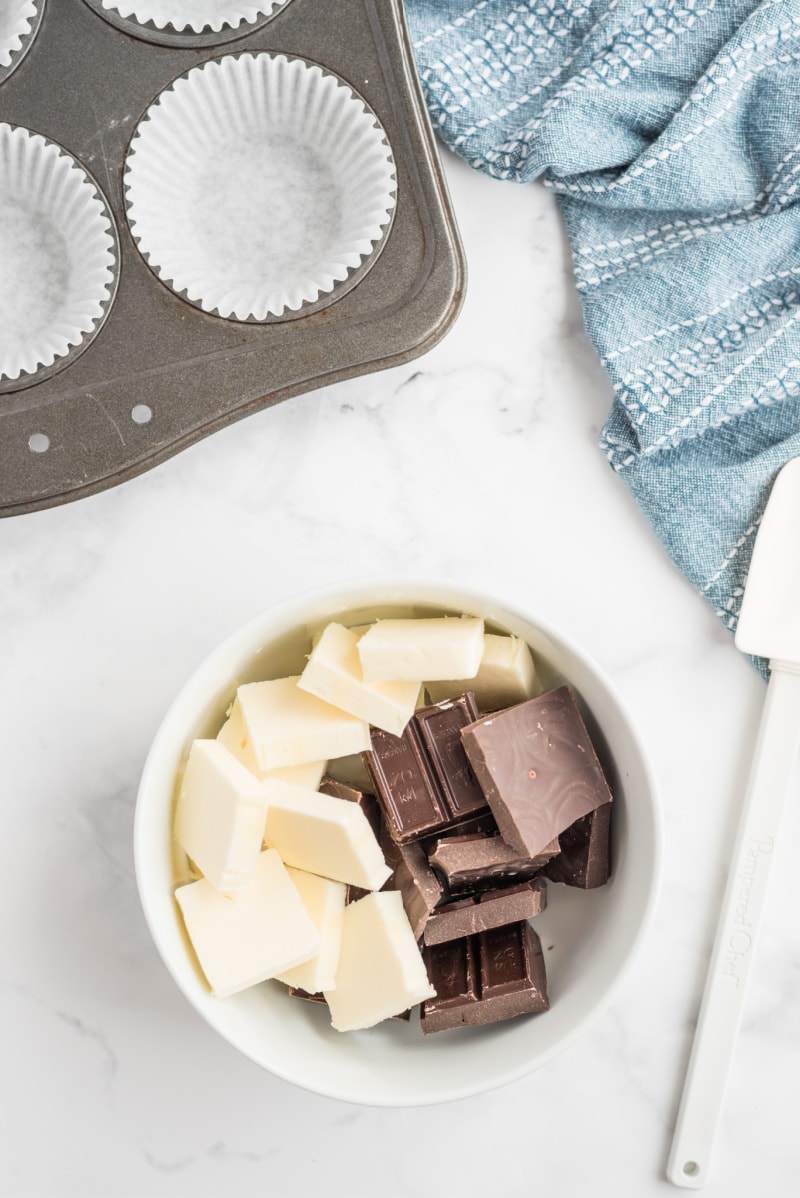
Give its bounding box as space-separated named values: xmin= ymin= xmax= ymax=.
xmin=217 ymin=700 xmax=327 ymax=787
xmin=265 ymin=759 xmax=328 ymax=789
xmin=275 ymin=867 xmax=346 ymax=994
xmin=425 ymin=633 xmax=541 ymax=709
xmin=236 ymin=676 xmax=370 ymax=771
xmin=174 ymin=739 xmax=268 ymax=892
xmin=298 ymin=622 xmax=421 ymax=736
xmin=324 ymin=891 xmax=436 ymax=1031
xmin=357 ymin=617 xmax=484 ymax=683
xmin=175 ymin=849 xmax=319 ymax=998
xmin=262 ymin=777 xmax=391 ymax=891
xmin=216 ymin=699 xmax=259 ymax=773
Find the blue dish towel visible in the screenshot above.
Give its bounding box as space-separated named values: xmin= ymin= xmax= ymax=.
xmin=406 ymin=0 xmax=800 ymax=651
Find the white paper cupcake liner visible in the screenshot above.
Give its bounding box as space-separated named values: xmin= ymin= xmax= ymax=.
xmin=98 ymin=0 xmax=290 ymax=34
xmin=0 ymin=0 xmax=39 ymax=69
xmin=0 ymin=124 xmax=118 ymax=384
xmin=124 ymin=52 xmax=397 ymax=322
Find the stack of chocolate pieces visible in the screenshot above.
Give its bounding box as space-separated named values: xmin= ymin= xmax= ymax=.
xmin=361 ymin=684 xmax=614 ymax=1033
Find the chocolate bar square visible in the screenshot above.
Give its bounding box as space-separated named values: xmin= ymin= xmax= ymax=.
xmin=420 ymin=921 xmax=549 ymax=1032
xmin=460 ymin=686 xmax=613 ymax=858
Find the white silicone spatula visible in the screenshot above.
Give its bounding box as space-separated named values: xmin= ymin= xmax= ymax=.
xmin=667 ymin=457 xmax=800 ymax=1188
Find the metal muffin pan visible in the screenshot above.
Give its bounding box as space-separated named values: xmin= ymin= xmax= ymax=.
xmin=0 ymin=0 xmax=466 ymax=516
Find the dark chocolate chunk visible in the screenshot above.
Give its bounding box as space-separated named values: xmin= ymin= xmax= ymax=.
xmin=421 ymin=810 xmax=498 ymax=849
xmin=420 ymin=922 xmax=549 ymax=1033
xmin=421 ymin=936 xmax=478 ymax=1024
xmin=319 ymin=776 xmax=390 ymax=902
xmin=362 ymin=724 xmax=450 ymax=844
xmin=346 ymin=881 xmax=385 ymax=905
xmin=363 ymin=695 xmax=499 ymax=846
xmin=427 ymin=831 xmax=559 ymax=892
xmin=461 ymin=685 xmax=613 ymax=858
xmin=422 ymin=879 xmax=547 ymax=946
xmin=413 ymin=694 xmax=489 ymax=820
xmin=287 ymin=986 xmax=327 ymax=1005
xmin=478 ymin=922 xmax=548 ymax=1008
xmin=380 ymin=826 xmax=443 ymax=940
xmin=541 ymin=802 xmax=612 ymax=888
xmin=319 ymin=777 xmax=362 ymax=802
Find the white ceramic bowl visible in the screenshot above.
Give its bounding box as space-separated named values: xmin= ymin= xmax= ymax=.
xmin=134 ymin=580 xmax=661 ymax=1106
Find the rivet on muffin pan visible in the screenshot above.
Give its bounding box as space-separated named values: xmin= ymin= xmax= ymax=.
xmin=123 ymin=51 xmax=397 ymax=323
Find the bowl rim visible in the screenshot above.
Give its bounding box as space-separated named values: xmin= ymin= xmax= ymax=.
xmin=134 ymin=576 xmax=663 ymax=1105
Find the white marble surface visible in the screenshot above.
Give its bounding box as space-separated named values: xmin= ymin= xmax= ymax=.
xmin=3 ymin=148 xmax=799 ymax=1198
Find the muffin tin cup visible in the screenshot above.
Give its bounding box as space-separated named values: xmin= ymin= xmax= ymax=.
xmin=0 ymin=0 xmax=44 ymax=83
xmin=83 ymin=0 xmax=291 ymax=47
xmin=123 ymin=51 xmax=397 ymax=323
xmin=0 ymin=122 xmax=119 ymax=390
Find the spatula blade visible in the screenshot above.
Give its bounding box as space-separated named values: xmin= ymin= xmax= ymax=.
xmin=734 ymin=457 xmax=800 ymax=662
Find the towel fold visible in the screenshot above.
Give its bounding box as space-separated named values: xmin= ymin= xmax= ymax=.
xmin=407 ymin=0 xmax=800 ymax=649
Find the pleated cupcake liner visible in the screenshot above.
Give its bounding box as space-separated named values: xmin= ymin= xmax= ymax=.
xmin=0 ymin=123 xmax=118 ymax=383
xmin=124 ymin=52 xmax=397 ymax=322
xmin=98 ymin=0 xmax=291 ymax=34
xmin=0 ymin=0 xmax=40 ymax=71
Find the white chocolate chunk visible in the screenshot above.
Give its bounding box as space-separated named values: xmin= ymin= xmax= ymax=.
xmin=298 ymin=622 xmax=421 ymax=736
xmin=262 ymin=778 xmax=391 ymax=891
xmin=265 ymin=759 xmax=327 ymax=789
xmin=275 ymin=867 xmax=346 ymax=993
xmin=425 ymin=634 xmax=541 ymax=709
xmin=175 ymin=849 xmax=319 ymax=998
xmin=324 ymin=891 xmax=436 ymax=1031
xmin=236 ymin=676 xmax=370 ymax=771
xmin=357 ymin=617 xmax=484 ymax=682
xmin=216 ymin=698 xmax=259 ymax=774
xmin=174 ymin=739 xmax=268 ymax=892
xmin=217 ymin=702 xmax=327 ymax=788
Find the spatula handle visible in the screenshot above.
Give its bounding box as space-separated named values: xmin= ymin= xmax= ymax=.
xmin=667 ymin=663 xmax=800 ymax=1188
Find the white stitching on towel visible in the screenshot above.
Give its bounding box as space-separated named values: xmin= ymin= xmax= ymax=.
xmin=604 ymin=268 xmax=800 ymax=361
xmin=615 ymin=294 xmax=800 ymax=418
xmin=420 ymin=4 xmax=592 ymax=129
xmin=715 ymin=590 xmax=745 ymax=631
xmin=548 ymin=22 xmax=800 ymax=197
xmin=601 ymin=357 xmax=800 ymax=470
xmin=464 ymin=0 xmax=723 ymax=163
xmin=414 ymin=0 xmax=590 ymax=54
xmin=573 ymin=174 xmax=800 ymax=288
xmin=629 ymin=305 xmax=800 ymax=417
xmin=701 ymin=522 xmax=762 ymax=594
xmin=574 ymin=161 xmax=800 ymax=280
xmin=575 ymin=140 xmax=800 ymax=259
xmin=412 ymin=0 xmax=495 ymax=50
xmin=421 ymin=0 xmax=627 ymax=138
